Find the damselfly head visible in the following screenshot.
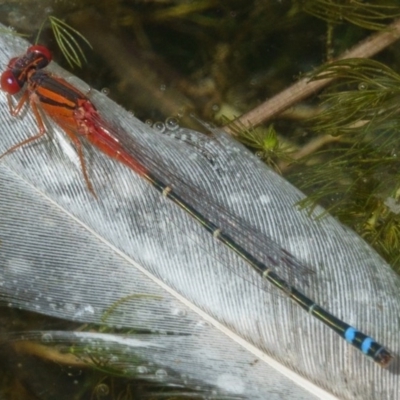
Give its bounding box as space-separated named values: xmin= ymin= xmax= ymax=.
xmin=1 ymin=45 xmax=52 ymax=95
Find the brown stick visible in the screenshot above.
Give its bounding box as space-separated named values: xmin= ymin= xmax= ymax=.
xmin=224 ymin=18 xmax=400 ymax=133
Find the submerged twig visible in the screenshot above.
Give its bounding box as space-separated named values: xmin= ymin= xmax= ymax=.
xmin=224 ymin=17 xmax=400 ymax=133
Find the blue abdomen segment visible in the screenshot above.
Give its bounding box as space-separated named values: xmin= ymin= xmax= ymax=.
xmin=344 ymin=327 xmax=391 ymax=365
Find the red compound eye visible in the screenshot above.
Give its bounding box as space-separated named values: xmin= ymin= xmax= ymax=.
xmin=27 ymin=45 xmax=52 ymax=64
xmin=1 ymin=70 xmax=22 ymax=94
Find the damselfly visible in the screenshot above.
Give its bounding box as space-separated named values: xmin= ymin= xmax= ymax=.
xmin=0 ymin=45 xmax=393 ymax=367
